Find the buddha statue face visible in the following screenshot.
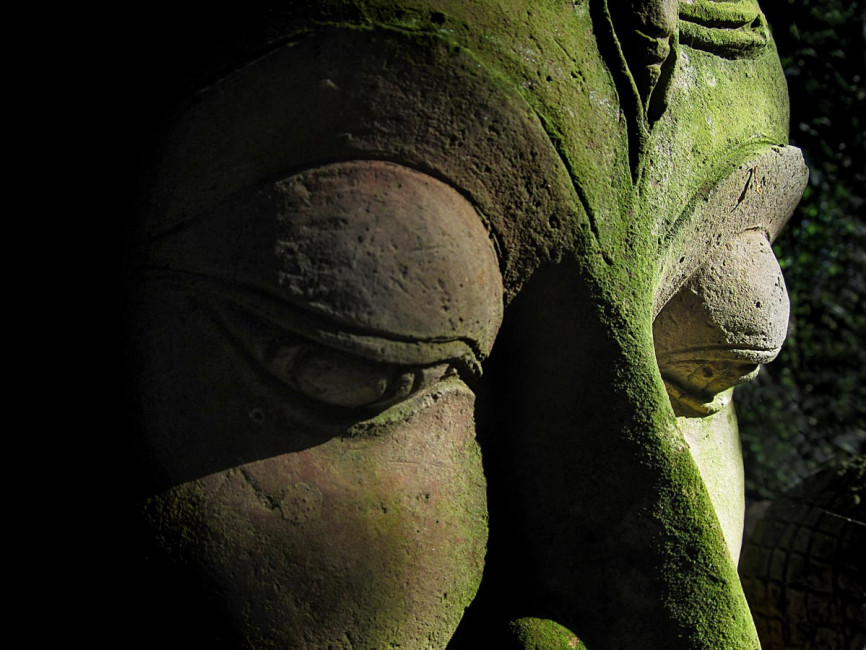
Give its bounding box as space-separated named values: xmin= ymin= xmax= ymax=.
xmin=127 ymin=1 xmax=807 ymax=647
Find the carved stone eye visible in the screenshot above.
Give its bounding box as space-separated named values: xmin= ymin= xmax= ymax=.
xmin=151 ymin=159 xmax=504 ymax=418
xmin=654 ymin=229 xmax=789 ymax=416
xmin=203 ymin=299 xmax=465 ymax=415
xmin=268 ymin=343 xmax=454 ymax=410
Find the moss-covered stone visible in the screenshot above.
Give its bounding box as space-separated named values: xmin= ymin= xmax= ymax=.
xmin=131 ymin=2 xmax=806 ymax=647
xmin=507 ymin=617 xmax=588 ymax=649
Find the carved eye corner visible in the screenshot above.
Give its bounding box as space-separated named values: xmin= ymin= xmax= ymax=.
xmin=654 ymin=229 xmax=790 ymax=417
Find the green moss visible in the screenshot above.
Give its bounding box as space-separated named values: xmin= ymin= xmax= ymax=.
xmin=508 ymin=617 xmax=588 ymax=650
xmin=146 ymin=2 xmax=793 ymax=646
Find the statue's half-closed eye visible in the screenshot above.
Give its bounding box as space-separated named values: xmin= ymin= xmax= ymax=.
xmin=210 ymin=301 xmax=464 ymax=413
xmin=654 ymin=229 xmax=789 ymax=417
xmin=202 ymin=160 xmax=504 ymax=417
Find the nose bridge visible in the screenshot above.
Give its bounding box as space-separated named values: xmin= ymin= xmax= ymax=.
xmin=468 ymin=259 xmax=760 ymax=649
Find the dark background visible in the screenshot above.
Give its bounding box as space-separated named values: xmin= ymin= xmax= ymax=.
xmin=737 ymin=0 xmax=866 ymax=502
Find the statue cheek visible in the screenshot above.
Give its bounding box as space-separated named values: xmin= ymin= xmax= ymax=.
xmin=143 ymin=382 xmax=487 ymax=648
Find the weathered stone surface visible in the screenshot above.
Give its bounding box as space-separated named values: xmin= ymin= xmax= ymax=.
xmin=740 ymin=455 xmax=866 ymax=650
xmin=655 ymin=226 xmax=791 ymax=417
xmin=127 ymin=2 xmax=808 ymax=647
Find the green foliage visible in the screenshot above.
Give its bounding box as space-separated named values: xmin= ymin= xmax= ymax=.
xmin=736 ymin=0 xmax=866 ymax=499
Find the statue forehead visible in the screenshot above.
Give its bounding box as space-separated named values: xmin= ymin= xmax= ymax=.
xmin=142 ymin=0 xmax=801 ymax=302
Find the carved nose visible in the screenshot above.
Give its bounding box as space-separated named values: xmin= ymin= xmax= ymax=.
xmin=449 ymin=259 xmax=759 ymax=649
xmin=654 ymin=229 xmax=790 ymax=417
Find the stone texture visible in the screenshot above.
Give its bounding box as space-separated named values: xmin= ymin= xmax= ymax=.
xmin=127 ymin=2 xmax=808 ymax=648
xmin=740 ymin=456 xmax=866 ymax=650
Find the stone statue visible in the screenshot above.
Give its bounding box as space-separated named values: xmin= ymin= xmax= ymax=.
xmin=126 ymin=1 xmax=808 ymax=647
xmin=740 ymin=455 xmax=865 ymax=649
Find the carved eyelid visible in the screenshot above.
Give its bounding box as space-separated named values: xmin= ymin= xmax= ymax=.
xmin=273 ymin=160 xmax=504 ymax=366
xmin=205 ymin=297 xmax=462 ymax=412
xmin=679 ymin=0 xmax=770 ymax=59
xmin=152 ymin=160 xmax=504 ymax=412
xmin=143 ymin=261 xmax=488 ymax=415
xmin=169 ymin=271 xmax=487 ymax=370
